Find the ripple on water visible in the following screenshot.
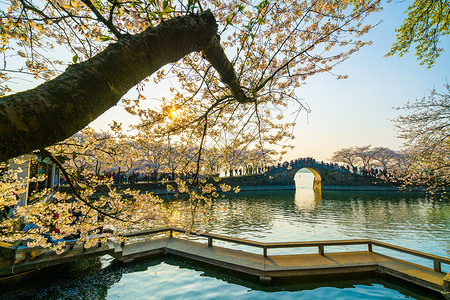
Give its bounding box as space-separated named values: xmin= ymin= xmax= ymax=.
xmin=240 ymin=285 xmax=415 ymax=300
xmin=106 ymin=259 xmax=418 ymax=300
xmin=107 ymin=262 xmax=247 ymax=299
xmin=2 ymin=191 xmax=447 ymax=300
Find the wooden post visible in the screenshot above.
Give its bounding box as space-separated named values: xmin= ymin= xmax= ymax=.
xmin=0 ymin=241 xmax=19 ymax=268
xmin=170 ymin=230 xmax=173 ymax=238
xmin=263 ymin=248 xmax=267 ymax=257
xmin=208 ymin=237 xmax=213 ymax=247
xmin=443 ymin=273 xmax=450 ymax=298
xmin=433 ymin=260 xmax=441 ymax=272
xmin=318 ymin=245 xmax=324 ymax=256
xmin=25 ymin=252 xmax=31 ymax=262
xmin=121 ymin=241 xmax=125 ymax=247
xmin=368 ymin=243 xmax=372 ymax=252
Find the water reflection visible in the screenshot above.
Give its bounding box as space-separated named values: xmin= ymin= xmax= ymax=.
xmin=1 ymin=191 xmax=448 ymax=299
xmin=206 ymin=198 xmax=273 ymax=237
xmin=294 ymin=188 xmax=322 ymax=210
xmin=207 ymin=190 xmax=450 ymax=263
xmin=0 ymin=256 xmax=126 ymax=299
xmin=3 ymin=256 xmax=438 ymax=300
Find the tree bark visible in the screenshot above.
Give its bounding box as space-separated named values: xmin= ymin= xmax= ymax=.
xmin=0 ymin=10 xmax=245 ymax=162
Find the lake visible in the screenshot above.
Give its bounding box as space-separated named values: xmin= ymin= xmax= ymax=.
xmin=2 ymin=187 xmax=449 ymax=299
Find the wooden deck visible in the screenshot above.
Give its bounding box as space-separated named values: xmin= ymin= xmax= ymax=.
xmin=1 ymin=228 xmax=449 ymax=298
xmin=114 ymin=237 xmax=447 ymax=294
xmin=0 ymin=241 xmax=115 ymax=276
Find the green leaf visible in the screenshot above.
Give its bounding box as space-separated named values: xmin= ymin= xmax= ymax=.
xmin=163 ymin=6 xmax=173 ymax=13
xmin=72 ymin=54 xmax=78 ymax=64
xmin=100 ymin=35 xmax=111 ymax=41
xmin=162 ymin=0 xmax=169 ymax=10
xmin=237 ymin=4 xmax=245 ymax=12
xmin=226 ymin=16 xmax=232 ymax=25
xmin=93 ymin=0 xmax=102 ymax=9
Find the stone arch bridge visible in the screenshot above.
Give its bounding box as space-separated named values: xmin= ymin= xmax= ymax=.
xmin=222 ymin=161 xmax=390 ymax=189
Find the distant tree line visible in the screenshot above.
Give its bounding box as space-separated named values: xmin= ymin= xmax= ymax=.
xmin=331 ymin=84 xmax=449 ymax=189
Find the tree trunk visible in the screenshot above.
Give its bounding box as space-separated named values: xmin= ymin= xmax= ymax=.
xmin=0 ymin=10 xmax=244 ymax=162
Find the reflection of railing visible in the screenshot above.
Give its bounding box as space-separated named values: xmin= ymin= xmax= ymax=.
xmin=120 ymin=227 xmax=450 ymax=273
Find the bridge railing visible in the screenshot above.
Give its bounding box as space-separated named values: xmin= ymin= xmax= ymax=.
xmin=120 ymin=227 xmax=450 ymax=273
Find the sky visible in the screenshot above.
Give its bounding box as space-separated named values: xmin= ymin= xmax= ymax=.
xmin=84 ymin=2 xmax=449 ymax=162
xmin=285 ymin=2 xmax=450 ymax=162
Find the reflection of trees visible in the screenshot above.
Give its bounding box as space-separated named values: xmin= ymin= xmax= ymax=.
xmin=2 ymin=193 xmax=448 ymax=298
xmin=1 ymin=255 xmax=420 ymax=299
xmin=317 ymin=192 xmax=450 ymax=254
xmin=0 ymin=257 xmax=112 ymax=299
xmin=202 ymin=191 xmax=449 ymax=256
xmin=0 ymin=257 xmax=167 ymax=300
xmin=206 ymin=197 xmax=274 ymax=236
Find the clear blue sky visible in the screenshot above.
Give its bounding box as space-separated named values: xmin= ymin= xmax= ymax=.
xmin=89 ymin=1 xmax=450 ymax=162
xmin=283 ymin=1 xmax=450 ymax=162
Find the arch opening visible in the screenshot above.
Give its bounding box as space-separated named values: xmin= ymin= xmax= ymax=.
xmin=294 ymin=167 xmax=321 ymax=190
xmin=294 ymin=168 xmax=322 ymax=209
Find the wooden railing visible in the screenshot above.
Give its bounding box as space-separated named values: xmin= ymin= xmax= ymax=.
xmin=120 ymin=227 xmax=450 ymax=273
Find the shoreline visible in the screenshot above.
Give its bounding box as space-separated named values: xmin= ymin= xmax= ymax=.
xmin=63 ymin=182 xmax=444 ymax=196
xmin=147 ymin=185 xmax=441 ymax=195
xmin=237 ymin=185 xmax=432 ymax=192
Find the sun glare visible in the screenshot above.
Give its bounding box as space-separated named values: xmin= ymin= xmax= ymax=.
xmin=169 ymin=109 xmax=178 ymax=119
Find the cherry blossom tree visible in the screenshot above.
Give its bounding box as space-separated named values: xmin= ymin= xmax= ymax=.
xmin=331 ymin=145 xmax=402 ymax=174
xmin=0 ymin=0 xmax=381 ymax=248
xmin=330 ymin=146 xmax=361 ymax=169
xmin=371 ymin=147 xmax=403 ymax=172
xmin=394 ymin=84 xmax=450 ymax=188
xmin=0 ymin=0 xmax=380 ymax=161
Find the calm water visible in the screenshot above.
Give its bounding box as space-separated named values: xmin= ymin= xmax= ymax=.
xmin=2 ymin=189 xmax=449 ymax=299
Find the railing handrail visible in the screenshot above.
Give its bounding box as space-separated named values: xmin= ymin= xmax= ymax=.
xmin=121 ymin=228 xmax=369 ymax=249
xmin=263 ymin=239 xmax=372 ymax=248
xmin=370 ymin=240 xmax=450 ymax=265
xmin=119 ymin=226 xmax=450 ymax=269
xmin=121 ymin=227 xmax=171 ymax=237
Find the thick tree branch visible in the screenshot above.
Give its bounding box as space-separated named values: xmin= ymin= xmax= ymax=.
xmin=0 ymin=10 xmax=248 ymax=162
xmin=202 ymin=35 xmax=254 ymax=104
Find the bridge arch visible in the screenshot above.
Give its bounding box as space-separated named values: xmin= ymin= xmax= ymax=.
xmin=294 ymin=167 xmax=321 ymax=190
